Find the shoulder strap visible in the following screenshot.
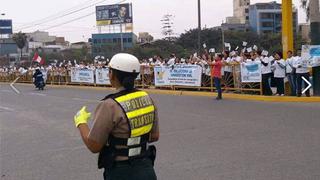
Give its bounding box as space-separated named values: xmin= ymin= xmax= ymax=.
xmin=101 ymin=88 xmax=139 ymax=101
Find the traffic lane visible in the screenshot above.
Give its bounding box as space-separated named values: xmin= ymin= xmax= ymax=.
xmin=1 ymin=85 xmax=320 ymax=180
xmin=154 ymin=95 xmax=320 ymax=180
xmin=0 ymin=85 xmax=103 ymax=180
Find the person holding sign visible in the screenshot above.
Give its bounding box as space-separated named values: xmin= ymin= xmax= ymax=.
xmin=223 ymin=51 xmax=234 ymax=90
xmin=74 ymin=53 xmax=159 ymax=180
xmin=260 ymin=50 xmax=273 ymax=96
xmin=210 ymin=54 xmax=223 ymax=100
xmin=271 ymin=52 xmax=286 ymax=96
xmin=293 ymin=55 xmax=311 ymax=97
xmin=286 ymin=51 xmax=297 ymax=96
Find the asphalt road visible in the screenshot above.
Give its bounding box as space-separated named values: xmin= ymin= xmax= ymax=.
xmin=1 ymin=84 xmax=320 ymax=180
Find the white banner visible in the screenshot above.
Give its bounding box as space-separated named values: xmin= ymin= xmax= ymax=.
xmin=154 ymin=65 xmax=202 ymax=87
xmin=95 ymin=68 xmax=111 ymax=85
xmin=71 ymin=68 xmax=94 ymax=83
xmin=241 ymin=62 xmax=262 ymax=83
xmin=302 ymin=45 xmax=320 ymax=67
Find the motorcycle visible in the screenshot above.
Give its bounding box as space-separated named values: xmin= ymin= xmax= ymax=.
xmin=33 ymin=69 xmax=45 ymax=90
xmin=35 ymin=80 xmax=45 ymax=90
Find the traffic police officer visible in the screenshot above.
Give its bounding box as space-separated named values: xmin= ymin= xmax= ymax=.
xmin=74 ymin=53 xmax=159 ymax=180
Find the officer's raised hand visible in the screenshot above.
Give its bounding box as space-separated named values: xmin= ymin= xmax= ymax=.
xmin=74 ymin=106 xmax=91 ymax=127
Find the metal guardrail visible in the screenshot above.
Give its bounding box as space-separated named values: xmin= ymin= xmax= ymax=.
xmin=0 ymin=65 xmax=262 ymax=95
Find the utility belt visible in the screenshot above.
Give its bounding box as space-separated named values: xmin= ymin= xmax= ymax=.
xmin=98 ymin=134 xmax=156 ymax=169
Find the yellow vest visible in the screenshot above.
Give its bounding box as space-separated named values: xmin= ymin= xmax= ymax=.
xmin=114 ymin=91 xmax=155 ymax=138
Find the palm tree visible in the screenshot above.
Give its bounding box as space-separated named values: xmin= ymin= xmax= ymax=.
xmin=12 ymin=31 xmax=27 ymax=61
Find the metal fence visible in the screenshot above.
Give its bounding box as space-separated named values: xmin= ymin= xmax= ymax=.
xmin=0 ymin=65 xmax=262 ymax=95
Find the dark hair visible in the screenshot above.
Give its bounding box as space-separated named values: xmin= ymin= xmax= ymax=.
xmin=257 ymin=50 xmax=262 ymax=56
xmin=287 ymin=50 xmax=293 ymax=54
xmin=276 ymin=52 xmax=283 ymax=59
xmin=224 ymin=51 xmax=230 ymax=57
xmin=111 ymin=69 xmax=139 ymax=90
xmin=217 ymin=54 xmax=223 ymax=59
xmin=245 ymin=53 xmax=251 ymax=59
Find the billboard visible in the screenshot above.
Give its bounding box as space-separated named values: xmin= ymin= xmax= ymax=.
xmin=0 ymin=20 xmax=13 ymax=34
xmin=96 ymin=3 xmax=132 ymax=26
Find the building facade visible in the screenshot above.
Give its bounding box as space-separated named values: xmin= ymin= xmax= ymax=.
xmin=249 ymin=1 xmax=298 ymax=35
xmin=26 ymin=30 xmax=56 ymax=43
xmin=138 ymin=32 xmax=153 ymax=43
xmin=233 ymin=0 xmax=251 ymax=24
xmin=91 ymin=32 xmax=137 ymax=58
xmin=221 ymin=23 xmax=250 ymax=32
xmin=0 ymin=38 xmax=17 ymax=56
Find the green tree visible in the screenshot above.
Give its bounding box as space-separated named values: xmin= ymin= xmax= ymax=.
xmin=177 ymin=28 xmax=223 ymax=53
xmin=81 ymin=46 xmax=89 ymax=61
xmin=177 ymin=28 xmax=284 ymax=54
xmin=130 ymin=39 xmax=188 ymax=59
xmin=12 ymin=32 xmax=27 ymax=61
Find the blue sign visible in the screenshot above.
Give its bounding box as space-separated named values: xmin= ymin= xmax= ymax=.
xmin=0 ymin=20 xmax=13 ymax=34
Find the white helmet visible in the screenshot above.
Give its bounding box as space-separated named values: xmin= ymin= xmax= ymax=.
xmin=109 ymin=53 xmax=140 ymax=73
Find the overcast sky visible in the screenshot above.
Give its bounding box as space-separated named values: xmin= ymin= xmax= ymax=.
xmin=2 ymin=0 xmax=307 ymax=43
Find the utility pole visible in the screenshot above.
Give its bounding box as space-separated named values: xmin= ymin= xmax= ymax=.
xmin=281 ymin=0 xmax=294 ymax=59
xmin=221 ymin=21 xmax=225 ymax=51
xmin=120 ymin=23 xmax=124 ymax=51
xmin=197 ymin=0 xmax=201 ymax=55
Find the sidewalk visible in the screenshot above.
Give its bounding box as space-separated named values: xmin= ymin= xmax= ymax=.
xmin=3 ymin=82 xmax=319 ymax=103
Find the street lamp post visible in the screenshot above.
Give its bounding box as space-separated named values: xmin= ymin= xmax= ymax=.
xmin=120 ymin=23 xmax=124 ymax=52
xmin=197 ymin=0 xmax=201 ymax=55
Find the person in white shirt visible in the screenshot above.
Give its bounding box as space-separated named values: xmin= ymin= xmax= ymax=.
xmin=293 ymin=56 xmax=311 ymax=97
xmin=285 ymin=51 xmax=297 ymax=96
xmin=243 ymin=53 xmax=254 ymax=63
xmin=154 ymin=56 xmax=163 ymax=66
xmin=271 ymin=52 xmax=286 ymax=96
xmin=223 ymin=51 xmax=233 ymax=89
xmin=260 ymin=52 xmax=273 ymax=95
xmin=231 ymin=54 xmax=242 ymax=89
xmin=166 ymin=54 xmax=176 ymax=66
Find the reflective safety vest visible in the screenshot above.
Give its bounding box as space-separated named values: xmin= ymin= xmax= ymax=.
xmin=114 ymin=90 xmax=155 ymax=138
xmin=98 ymin=89 xmax=155 ymax=166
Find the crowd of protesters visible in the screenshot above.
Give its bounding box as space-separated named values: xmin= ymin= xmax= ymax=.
xmin=0 ymin=49 xmax=314 ymax=97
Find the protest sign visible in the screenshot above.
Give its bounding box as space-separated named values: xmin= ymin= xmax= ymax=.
xmin=154 ymin=65 xmax=202 ymax=87
xmin=241 ymin=62 xmax=262 ymax=83
xmin=71 ymin=68 xmax=94 ymax=83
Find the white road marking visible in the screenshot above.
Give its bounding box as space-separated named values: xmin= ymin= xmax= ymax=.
xmin=302 ymin=77 xmax=312 ymax=94
xmin=0 ymin=106 xmax=14 ymax=111
xmin=10 ymin=77 xmax=21 ymax=94
xmin=29 ymin=92 xmax=47 ymax=96
xmin=0 ymin=90 xmax=13 ymax=93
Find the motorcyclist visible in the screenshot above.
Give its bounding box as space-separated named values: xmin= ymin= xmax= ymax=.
xmin=33 ymin=68 xmax=45 ymax=89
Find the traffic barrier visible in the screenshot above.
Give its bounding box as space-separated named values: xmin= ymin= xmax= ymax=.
xmin=0 ymin=64 xmax=262 ymax=95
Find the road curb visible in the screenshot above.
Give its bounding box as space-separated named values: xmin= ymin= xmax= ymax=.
xmin=2 ymin=82 xmax=320 ymax=102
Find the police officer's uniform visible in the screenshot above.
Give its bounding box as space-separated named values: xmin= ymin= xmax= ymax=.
xmin=89 ymin=88 xmax=159 ymax=180
xmin=74 ymin=53 xmax=159 ymax=180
